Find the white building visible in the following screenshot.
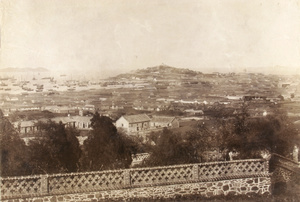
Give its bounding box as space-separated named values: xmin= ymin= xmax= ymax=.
xmin=116 ymin=114 xmax=151 ymax=133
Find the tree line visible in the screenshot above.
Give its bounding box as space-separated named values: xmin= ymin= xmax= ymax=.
xmin=1 ymin=106 xmax=299 ymax=177
xmin=0 ymin=111 xmax=136 ymax=176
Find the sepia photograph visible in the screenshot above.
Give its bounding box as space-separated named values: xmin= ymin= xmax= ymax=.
xmin=0 ymin=0 xmax=300 ymax=201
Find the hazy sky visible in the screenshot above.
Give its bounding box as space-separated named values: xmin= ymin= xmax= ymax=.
xmin=1 ymin=0 xmax=300 ymax=78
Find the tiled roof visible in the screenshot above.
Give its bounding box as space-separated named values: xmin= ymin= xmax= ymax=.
xmin=69 ymin=116 xmax=92 ymax=122
xmin=51 ymin=117 xmax=76 ymax=123
xmin=123 ymin=114 xmax=151 ymax=123
xmin=151 ymin=116 xmax=176 ymax=123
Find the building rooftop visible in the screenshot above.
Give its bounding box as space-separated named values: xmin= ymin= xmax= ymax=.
xmin=51 ymin=117 xmax=76 ymax=123
xmin=151 ymin=116 xmax=176 ymax=123
xmin=123 ymin=114 xmax=151 ymax=123
xmin=69 ymin=115 xmax=92 ymax=122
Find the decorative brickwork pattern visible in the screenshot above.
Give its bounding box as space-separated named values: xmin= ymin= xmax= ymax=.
xmin=271 ymin=154 xmax=300 ymax=183
xmin=130 ymin=164 xmax=194 ymax=186
xmin=131 ymin=153 xmax=150 ymax=166
xmin=198 ymin=159 xmax=267 ymax=180
xmin=0 ymin=176 xmax=41 ymax=197
xmin=0 ymin=159 xmax=269 ymax=200
xmin=48 ymin=170 xmax=124 ymax=194
xmin=1 ymin=177 xmax=272 ymax=202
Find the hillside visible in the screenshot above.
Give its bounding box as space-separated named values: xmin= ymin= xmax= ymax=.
xmin=109 ymin=64 xmax=202 ymax=80
xmin=107 ymin=64 xmax=282 ymax=98
xmin=135 ymin=64 xmax=202 ymax=75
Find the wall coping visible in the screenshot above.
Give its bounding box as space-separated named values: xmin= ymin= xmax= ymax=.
xmin=0 ymin=158 xmax=267 ymax=180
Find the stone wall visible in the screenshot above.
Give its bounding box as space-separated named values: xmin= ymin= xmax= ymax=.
xmin=3 ymin=177 xmax=271 ymax=202
xmin=271 ymin=153 xmax=300 ymax=184
xmin=1 ymin=159 xmax=271 ymax=201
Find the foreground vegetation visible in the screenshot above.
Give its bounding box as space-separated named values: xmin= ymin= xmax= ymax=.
xmin=1 ymin=105 xmax=299 ymax=177
xmin=0 ymin=110 xmax=136 ymax=176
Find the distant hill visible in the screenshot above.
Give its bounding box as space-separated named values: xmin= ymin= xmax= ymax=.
xmin=136 ymin=64 xmax=201 ymax=74
xmin=109 ymin=64 xmax=203 ymax=80
xmin=0 ymin=67 xmax=49 ymax=72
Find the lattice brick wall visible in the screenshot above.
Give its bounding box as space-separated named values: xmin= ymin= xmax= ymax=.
xmin=271 ymin=154 xmax=300 ymax=183
xmin=130 ymin=165 xmax=194 ymax=186
xmin=0 ymin=158 xmax=269 ymax=199
xmin=48 ymin=170 xmax=124 ymax=194
xmin=198 ymin=160 xmax=267 ymax=179
xmin=0 ymin=176 xmax=41 ymax=197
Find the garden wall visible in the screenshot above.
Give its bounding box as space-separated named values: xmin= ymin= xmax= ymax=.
xmin=1 ymin=159 xmax=271 ymax=201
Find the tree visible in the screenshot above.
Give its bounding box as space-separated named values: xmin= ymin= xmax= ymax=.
xmin=143 ymin=128 xmax=198 ymax=167
xmin=28 ymin=120 xmax=81 ymax=174
xmin=81 ymin=112 xmax=136 ymax=171
xmin=218 ymin=106 xmax=300 ymax=159
xmin=0 ymin=110 xmax=31 ymax=176
xmin=265 ymin=114 xmax=299 ymax=156
xmin=184 ymin=122 xmax=223 ymax=162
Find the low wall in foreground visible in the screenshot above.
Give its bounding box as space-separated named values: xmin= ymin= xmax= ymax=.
xmin=1 ymin=159 xmax=271 ymax=201
xmin=3 ymin=177 xmax=271 ymax=202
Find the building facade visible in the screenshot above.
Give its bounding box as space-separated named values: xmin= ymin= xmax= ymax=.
xmin=150 ymin=116 xmax=179 ymax=129
xmin=14 ymin=115 xmax=92 ymax=134
xmin=116 ymin=114 xmax=179 ymax=133
xmin=116 ymin=114 xmax=151 ymax=133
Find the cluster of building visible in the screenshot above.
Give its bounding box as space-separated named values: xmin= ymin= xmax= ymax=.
xmin=14 ymin=113 xmax=179 ymax=136
xmin=116 ymin=114 xmax=179 ymax=133
xmin=14 ymin=115 xmax=92 ymax=134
